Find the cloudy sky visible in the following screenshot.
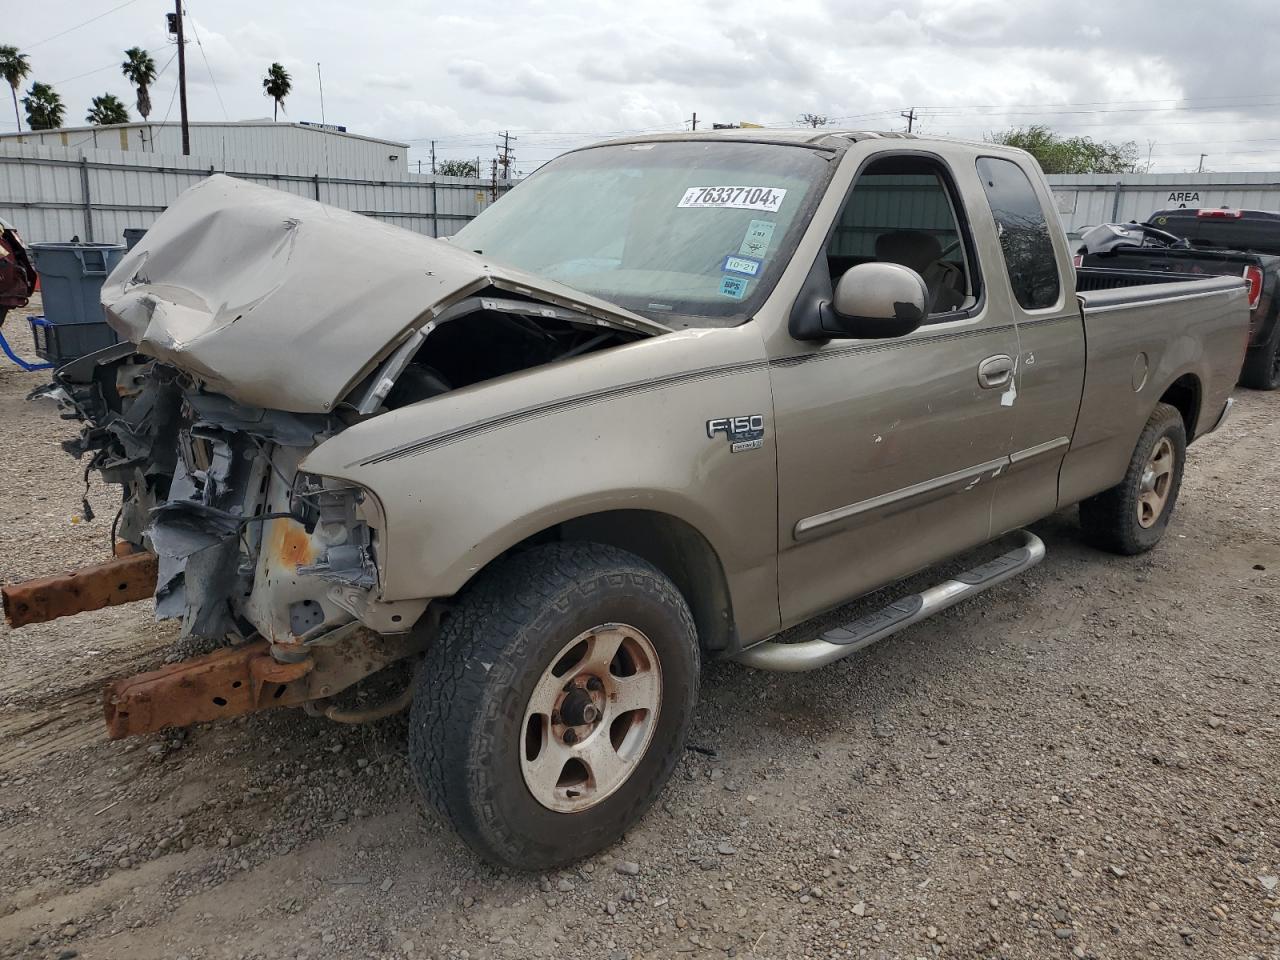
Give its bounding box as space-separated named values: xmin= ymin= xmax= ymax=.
xmin=5 ymin=0 xmax=1280 ymax=175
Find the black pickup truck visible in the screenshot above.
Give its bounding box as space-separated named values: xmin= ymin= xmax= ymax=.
xmin=1078 ymin=207 xmax=1280 ymax=390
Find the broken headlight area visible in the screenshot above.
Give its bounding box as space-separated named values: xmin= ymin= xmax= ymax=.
xmin=51 ymin=351 xmax=388 ymax=645
xmin=288 ymin=473 xmax=378 ymax=590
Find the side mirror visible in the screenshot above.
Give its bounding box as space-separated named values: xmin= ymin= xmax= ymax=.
xmin=791 ymin=261 xmax=928 ymax=341
xmin=826 ymin=262 xmax=927 ymax=338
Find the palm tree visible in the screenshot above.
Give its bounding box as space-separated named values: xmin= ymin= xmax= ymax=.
xmin=262 ymin=63 xmax=291 ymax=121
xmin=86 ymin=93 xmax=129 ymax=126
xmin=22 ymin=81 xmax=64 ymax=131
xmin=0 ymin=46 xmax=31 ymax=132
xmin=121 ymin=47 xmax=156 ymax=121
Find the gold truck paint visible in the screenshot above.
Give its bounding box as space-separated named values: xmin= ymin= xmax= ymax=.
xmin=29 ymin=129 xmax=1247 ymax=699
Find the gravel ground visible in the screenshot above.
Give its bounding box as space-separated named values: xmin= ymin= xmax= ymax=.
xmin=1 ymin=294 xmax=1278 ymax=960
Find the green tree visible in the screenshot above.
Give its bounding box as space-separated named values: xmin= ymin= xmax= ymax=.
xmin=988 ymin=124 xmax=1138 ymax=174
xmin=797 ymin=112 xmax=829 ymax=128
xmin=437 ymin=159 xmax=479 ymax=177
xmin=262 ymin=62 xmax=291 ymax=121
xmin=86 ymin=93 xmax=129 ymax=125
xmin=121 ymin=47 xmax=157 ymax=120
xmin=22 ymin=81 xmax=64 ymax=131
xmin=0 ymin=45 xmax=31 ymax=132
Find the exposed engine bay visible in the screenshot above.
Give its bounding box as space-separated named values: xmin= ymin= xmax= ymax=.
xmin=5 ymin=174 xmax=663 ymax=736
xmin=54 ymin=291 xmax=641 ymax=647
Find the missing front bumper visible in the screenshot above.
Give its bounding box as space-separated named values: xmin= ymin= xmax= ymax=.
xmin=103 ymin=626 xmax=426 ymax=738
xmin=2 ymin=551 xmax=158 ymax=627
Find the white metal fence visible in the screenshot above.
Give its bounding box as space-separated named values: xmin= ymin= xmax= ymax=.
xmin=1046 ymin=172 xmax=1280 ymax=231
xmin=6 ymin=142 xmax=1277 ymax=248
xmin=0 ymin=142 xmax=513 ymax=246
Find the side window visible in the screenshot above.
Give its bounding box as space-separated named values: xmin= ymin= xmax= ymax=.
xmin=976 ymin=157 xmax=1061 ymax=310
xmin=826 ymin=155 xmax=978 ymax=318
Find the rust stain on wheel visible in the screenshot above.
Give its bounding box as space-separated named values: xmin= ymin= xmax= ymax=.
xmin=519 ymin=623 xmax=662 ymax=814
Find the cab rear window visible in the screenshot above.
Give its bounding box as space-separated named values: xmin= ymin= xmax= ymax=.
xmin=976 ymin=157 xmax=1061 ymax=310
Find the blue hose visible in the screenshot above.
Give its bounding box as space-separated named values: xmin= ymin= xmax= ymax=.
xmin=0 ymin=326 xmax=54 ymax=371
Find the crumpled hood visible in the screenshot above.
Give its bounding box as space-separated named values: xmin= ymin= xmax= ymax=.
xmin=100 ymin=174 xmax=668 ymax=413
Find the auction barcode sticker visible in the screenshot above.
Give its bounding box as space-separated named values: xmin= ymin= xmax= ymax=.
xmin=677 ymin=186 xmax=787 ymax=212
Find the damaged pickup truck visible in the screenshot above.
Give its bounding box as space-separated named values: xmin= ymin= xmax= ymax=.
xmin=5 ymin=130 xmax=1249 ymax=870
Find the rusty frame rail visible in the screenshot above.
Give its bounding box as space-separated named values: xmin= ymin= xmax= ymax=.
xmin=2 ymin=552 xmax=158 ymax=627
xmin=104 ymin=639 xmax=315 ymax=739
xmin=103 ymin=628 xmax=425 ymax=738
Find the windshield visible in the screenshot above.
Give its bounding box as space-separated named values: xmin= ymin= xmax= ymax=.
xmin=452 ymin=140 xmax=833 ymax=327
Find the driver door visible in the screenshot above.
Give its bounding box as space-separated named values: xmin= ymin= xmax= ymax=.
xmin=768 ymin=152 xmax=1020 ymax=628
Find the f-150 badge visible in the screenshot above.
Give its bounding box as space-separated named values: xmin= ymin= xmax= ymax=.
xmin=707 ymin=415 xmax=765 ymax=452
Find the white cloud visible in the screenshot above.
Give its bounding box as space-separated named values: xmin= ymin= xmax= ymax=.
xmin=5 ymin=0 xmax=1279 ymax=173
xmin=449 ymin=60 xmax=571 ymax=104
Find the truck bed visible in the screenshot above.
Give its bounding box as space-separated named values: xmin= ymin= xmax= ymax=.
xmin=1075 ymin=265 xmax=1200 ymax=294
xmin=1060 ymin=272 xmax=1248 ymax=507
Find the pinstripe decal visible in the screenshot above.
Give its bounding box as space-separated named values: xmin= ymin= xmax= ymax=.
xmin=354 ymin=358 xmax=768 ymax=467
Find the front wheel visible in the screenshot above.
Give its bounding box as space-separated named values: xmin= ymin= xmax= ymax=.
xmin=1079 ymin=401 xmax=1187 ymax=555
xmin=409 ymin=541 xmax=699 ymax=870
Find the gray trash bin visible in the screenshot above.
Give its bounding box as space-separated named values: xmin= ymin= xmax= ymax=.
xmin=28 ymin=241 xmax=126 ymax=364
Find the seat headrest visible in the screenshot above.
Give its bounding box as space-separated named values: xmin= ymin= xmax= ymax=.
xmin=874 ymin=231 xmax=943 ymax=275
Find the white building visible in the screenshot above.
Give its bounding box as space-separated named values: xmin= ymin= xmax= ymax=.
xmin=0 ymin=120 xmax=408 ymax=177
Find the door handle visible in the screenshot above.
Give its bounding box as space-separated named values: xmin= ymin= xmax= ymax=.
xmin=978 ymin=355 xmax=1014 ymax=389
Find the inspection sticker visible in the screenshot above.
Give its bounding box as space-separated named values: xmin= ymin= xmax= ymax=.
xmin=678 ymin=186 xmax=787 ymax=212
xmin=738 ymin=219 xmax=776 ymax=257
xmin=721 ymin=254 xmax=763 ymax=277
xmin=719 ymin=276 xmax=749 ymax=299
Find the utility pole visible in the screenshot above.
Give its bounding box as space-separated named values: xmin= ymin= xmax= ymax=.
xmin=171 ymin=0 xmax=189 ymax=155
xmin=1197 ymin=153 xmax=1207 ymax=173
xmin=316 ymin=62 xmax=326 ymax=125
xmin=430 ymin=140 xmax=436 ymax=174
xmin=496 ymin=130 xmax=516 ymax=180
xmin=689 ymin=112 xmax=698 ymax=131
xmin=900 ymin=107 xmax=916 ymax=133
xmin=490 ymin=157 xmax=498 ymax=202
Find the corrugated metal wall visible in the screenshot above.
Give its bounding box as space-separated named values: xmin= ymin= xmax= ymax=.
xmin=0 ymin=122 xmax=406 ymax=177
xmin=0 ymin=142 xmax=511 ymax=244
xmin=1046 ymin=172 xmax=1280 ymax=231
xmin=829 ymin=175 xmax=959 ymax=256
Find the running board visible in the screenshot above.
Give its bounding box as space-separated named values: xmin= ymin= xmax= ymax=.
xmin=734 ymin=530 xmax=1046 ymax=673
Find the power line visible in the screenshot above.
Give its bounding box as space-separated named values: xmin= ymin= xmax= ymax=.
xmin=159 ymin=51 xmax=183 ymax=126
xmin=21 ymin=0 xmax=145 ymax=50
xmin=50 ymin=45 xmax=167 ymax=86
xmin=183 ymin=4 xmax=230 ymax=121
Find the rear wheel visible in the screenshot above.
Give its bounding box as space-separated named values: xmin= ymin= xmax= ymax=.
xmin=1079 ymin=402 xmax=1187 ymax=555
xmin=1240 ymin=334 xmax=1280 ymax=391
xmin=409 ymin=541 xmax=699 ymax=870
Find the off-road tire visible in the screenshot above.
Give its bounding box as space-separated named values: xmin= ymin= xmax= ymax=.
xmin=1079 ymin=401 xmax=1187 ymax=555
xmin=1240 ymin=333 xmax=1280 ymax=391
xmin=409 ymin=541 xmax=699 ymax=870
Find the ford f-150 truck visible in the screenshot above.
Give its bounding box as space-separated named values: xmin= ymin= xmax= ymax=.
xmin=1078 ymin=207 xmax=1280 ymax=390
xmin=4 ymin=130 xmax=1248 ymax=869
